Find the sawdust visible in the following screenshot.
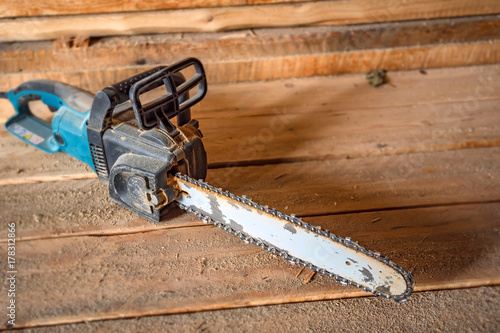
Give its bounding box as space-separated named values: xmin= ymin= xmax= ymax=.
xmin=21 ymin=287 xmax=500 ymax=332
xmin=0 ymin=180 xmax=137 ymax=235
xmin=0 ymin=131 xmax=91 ymax=178
xmin=6 ymin=220 xmax=330 ymax=324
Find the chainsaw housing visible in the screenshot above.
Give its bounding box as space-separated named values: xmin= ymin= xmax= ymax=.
xmin=105 ymin=119 xmax=207 ymax=221
xmin=87 ymin=58 xmax=208 ymax=222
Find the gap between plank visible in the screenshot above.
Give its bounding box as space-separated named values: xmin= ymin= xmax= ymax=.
xmin=0 ymin=221 xmax=210 ymax=243
xmin=1 ymin=199 xmax=499 ymax=244
xmin=3 ymin=282 xmax=499 ymax=331
xmin=2 ymin=0 xmax=499 ymax=42
xmin=2 ymin=138 xmax=500 ymax=186
xmin=0 ymin=172 xmax=97 ymax=186
xmin=196 ymin=95 xmax=500 ymax=119
xmin=300 ymin=199 xmax=500 ymax=218
xmin=207 ymin=138 xmax=500 ymax=169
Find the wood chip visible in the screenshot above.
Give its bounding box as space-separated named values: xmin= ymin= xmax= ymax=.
xmin=303 ymin=271 xmax=316 ymax=284
xmin=295 ymin=267 xmax=305 ymax=278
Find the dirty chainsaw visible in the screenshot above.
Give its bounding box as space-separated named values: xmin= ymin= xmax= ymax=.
xmin=2 ymin=58 xmax=414 ymax=302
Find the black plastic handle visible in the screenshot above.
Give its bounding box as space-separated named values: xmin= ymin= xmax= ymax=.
xmin=129 ymin=57 xmax=207 ymax=131
xmin=87 ymin=66 xmax=166 ymax=180
xmin=87 ymin=58 xmax=207 ymax=181
xmin=87 ymin=66 xmax=166 ymax=132
xmin=108 ymin=67 xmax=166 ymax=104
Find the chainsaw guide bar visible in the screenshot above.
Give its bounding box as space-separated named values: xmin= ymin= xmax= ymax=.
xmin=174 ymin=173 xmax=415 ymax=302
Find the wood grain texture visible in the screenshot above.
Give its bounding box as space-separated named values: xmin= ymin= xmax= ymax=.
xmin=0 ymin=64 xmax=499 ymax=329
xmin=1 ymin=40 xmax=499 ymax=95
xmin=2 ymin=16 xmax=498 ymax=74
xmin=19 ymin=287 xmax=500 ymax=333
xmin=198 ymin=64 xmax=500 ymax=113
xmin=1 ymin=147 xmax=499 ymax=239
xmin=0 ymin=202 xmax=499 ymax=329
xmin=0 ymin=0 xmax=499 ymax=42
xmin=0 ymin=0 xmax=309 ymax=18
xmin=1 ymin=66 xmax=499 ymax=167
xmin=4 ymin=95 xmax=498 ymax=184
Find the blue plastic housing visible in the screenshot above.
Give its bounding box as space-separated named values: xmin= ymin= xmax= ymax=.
xmin=4 ymin=88 xmax=95 ymax=171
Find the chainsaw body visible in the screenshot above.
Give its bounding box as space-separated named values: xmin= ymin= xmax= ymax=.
xmin=4 ymin=58 xmax=208 ymax=222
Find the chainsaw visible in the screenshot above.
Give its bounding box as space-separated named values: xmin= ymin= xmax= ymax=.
xmin=2 ymin=58 xmax=414 ymax=302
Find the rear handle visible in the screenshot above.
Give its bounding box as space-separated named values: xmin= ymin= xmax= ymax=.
xmin=3 ymin=80 xmax=94 ymax=154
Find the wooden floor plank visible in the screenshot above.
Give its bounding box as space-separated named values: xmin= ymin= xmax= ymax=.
xmin=2 ymin=93 xmax=498 ymax=174
xmin=201 ymin=99 xmax=500 ymax=165
xmin=205 ymin=147 xmax=500 ymax=217
xmin=0 ymin=178 xmax=202 ymax=241
xmin=1 ymin=0 xmax=498 ymax=42
xmin=1 ymin=147 xmax=499 ymax=239
xmin=1 ymin=202 xmax=498 ymax=329
xmin=22 ymin=287 xmax=500 ymax=332
xmin=198 ymin=64 xmax=500 ymax=113
xmin=2 ymin=64 xmax=498 ymax=121
xmin=1 ymin=66 xmax=499 ymax=168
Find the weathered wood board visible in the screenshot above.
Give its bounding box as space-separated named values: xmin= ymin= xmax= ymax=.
xmin=1 ymin=16 xmax=499 ymax=92
xmin=19 ymin=287 xmax=499 ymax=332
xmin=1 ymin=65 xmax=499 ymax=162
xmin=1 ymin=0 xmax=499 ymax=42
xmin=1 ymin=0 xmax=499 ymax=328
xmin=0 ymin=203 xmax=499 ymax=328
xmin=0 ymin=0 xmax=309 ymax=17
xmin=1 ymin=145 xmax=499 ymax=238
xmin=2 ymin=16 xmax=499 ymax=73
xmin=0 ymin=65 xmax=499 ymax=329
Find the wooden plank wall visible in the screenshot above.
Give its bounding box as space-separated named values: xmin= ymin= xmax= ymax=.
xmin=0 ymin=0 xmax=499 ymax=330
xmin=0 ymin=1 xmax=499 ymax=41
xmin=0 ymin=1 xmax=499 ymax=94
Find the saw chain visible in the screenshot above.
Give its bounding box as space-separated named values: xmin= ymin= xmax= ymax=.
xmin=174 ymin=173 xmax=414 ymax=302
